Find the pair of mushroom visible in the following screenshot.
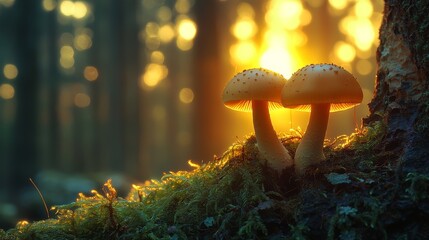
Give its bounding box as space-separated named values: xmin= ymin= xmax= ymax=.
xmin=222 ymin=64 xmax=363 ymax=175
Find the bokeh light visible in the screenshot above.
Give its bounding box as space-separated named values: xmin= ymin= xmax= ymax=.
xmin=0 ymin=83 xmax=14 ymax=100
xmin=176 ymin=36 xmax=193 ymax=51
xmin=334 ymin=41 xmax=356 ymax=63
xmin=229 ymin=41 xmax=257 ymax=66
xmin=260 ymin=48 xmax=293 ymax=79
xmin=179 ymin=88 xmax=194 ymax=104
xmin=175 ymin=0 xmax=191 ymax=14
xmin=150 ymin=51 xmax=165 ymax=64
xmin=42 ymin=0 xmax=56 ymax=11
xmin=231 ymin=18 xmax=257 ymax=40
xmin=356 ymin=59 xmax=373 ymax=75
xmin=74 ymin=93 xmax=91 ymax=108
xmin=60 ymin=45 xmax=75 ymax=69
xmin=74 ymin=30 xmax=92 ymax=51
xmin=177 ymin=18 xmax=197 ymax=41
xmin=3 ymin=64 xmax=18 ymax=80
xmin=59 ymin=0 xmax=89 ymax=19
xmin=157 ymin=6 xmax=172 ymax=22
xmin=158 ymin=24 xmax=175 ymax=43
xmin=59 ymin=0 xmax=74 ymax=16
xmin=83 ymin=66 xmax=98 ymax=81
xmin=140 ymin=63 xmax=168 ymax=89
xmin=329 ymin=0 xmax=349 ymax=10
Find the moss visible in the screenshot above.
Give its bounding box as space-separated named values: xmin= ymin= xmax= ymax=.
xmin=1 ymin=122 xmax=428 ymax=239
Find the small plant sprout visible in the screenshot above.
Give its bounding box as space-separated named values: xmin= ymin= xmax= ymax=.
xmin=281 ymin=63 xmax=363 ymax=175
xmin=222 ymin=68 xmax=293 ymax=172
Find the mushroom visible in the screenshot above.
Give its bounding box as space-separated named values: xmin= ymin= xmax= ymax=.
xmin=222 ymin=68 xmax=293 ymax=171
xmin=281 ymin=63 xmax=363 ymax=175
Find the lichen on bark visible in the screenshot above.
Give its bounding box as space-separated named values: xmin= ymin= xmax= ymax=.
xmin=365 ymin=0 xmax=429 ymax=173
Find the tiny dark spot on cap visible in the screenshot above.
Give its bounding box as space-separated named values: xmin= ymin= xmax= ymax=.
xmin=334 ymin=70 xmax=339 ymax=74
xmin=329 ymin=67 xmax=333 ymax=70
xmin=255 ymin=73 xmax=259 ymax=76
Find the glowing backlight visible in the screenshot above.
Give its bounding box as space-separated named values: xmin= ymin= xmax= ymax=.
xmin=231 ymin=19 xmax=257 ymax=40
xmin=177 ymin=18 xmax=197 ymax=41
xmin=229 ymin=41 xmax=257 ymax=66
xmin=260 ymin=48 xmax=293 ymax=79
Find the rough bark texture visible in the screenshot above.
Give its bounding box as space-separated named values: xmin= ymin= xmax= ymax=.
xmin=365 ymin=0 xmax=429 ymax=173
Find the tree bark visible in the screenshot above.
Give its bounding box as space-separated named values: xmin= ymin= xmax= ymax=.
xmin=364 ymin=0 xmax=429 ymax=173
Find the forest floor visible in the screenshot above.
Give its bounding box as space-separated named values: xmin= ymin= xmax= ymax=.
xmin=1 ymin=121 xmax=429 ymax=239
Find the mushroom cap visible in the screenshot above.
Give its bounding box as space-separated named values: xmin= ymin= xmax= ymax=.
xmin=222 ymin=68 xmax=286 ymax=112
xmin=281 ymin=63 xmax=363 ymax=112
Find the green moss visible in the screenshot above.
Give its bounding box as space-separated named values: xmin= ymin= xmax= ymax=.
xmin=2 ymin=122 xmax=428 ymax=239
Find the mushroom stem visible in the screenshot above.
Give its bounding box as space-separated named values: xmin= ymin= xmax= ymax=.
xmin=252 ymin=100 xmax=292 ymax=171
xmin=295 ymin=103 xmax=330 ymax=175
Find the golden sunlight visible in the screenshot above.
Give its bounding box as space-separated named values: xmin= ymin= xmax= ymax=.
xmin=150 ymin=51 xmax=165 ymax=64
xmin=231 ymin=18 xmax=257 ymax=41
xmin=177 ymin=18 xmax=197 ymax=41
xmin=265 ymin=0 xmax=303 ymax=30
xmin=334 ymin=41 xmax=356 ymax=63
xmin=140 ymin=63 xmax=168 ymax=89
xmin=59 ymin=0 xmax=74 ymax=16
xmin=258 ymin=0 xmax=306 ymax=78
xmin=229 ymin=41 xmax=257 ymax=66
xmin=158 ymin=24 xmax=175 ymax=43
xmin=72 ymin=1 xmax=88 ymax=19
xmin=259 ymin=48 xmax=293 ymax=79
xmin=328 ymin=0 xmax=349 ymax=10
xmin=59 ymin=0 xmax=88 ymax=19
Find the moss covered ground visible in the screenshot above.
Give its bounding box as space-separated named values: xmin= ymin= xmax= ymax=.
xmin=1 ymin=121 xmax=428 ymax=239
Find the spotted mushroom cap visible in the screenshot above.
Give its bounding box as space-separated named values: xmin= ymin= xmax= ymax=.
xmin=222 ymin=68 xmax=286 ymax=112
xmin=281 ymin=63 xmax=363 ymax=112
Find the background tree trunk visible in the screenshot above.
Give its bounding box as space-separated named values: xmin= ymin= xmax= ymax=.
xmin=365 ymin=0 xmax=429 ymax=173
xmin=12 ymin=0 xmax=41 ymax=194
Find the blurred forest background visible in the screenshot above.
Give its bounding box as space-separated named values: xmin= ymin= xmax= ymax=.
xmin=0 ymin=0 xmax=382 ymax=228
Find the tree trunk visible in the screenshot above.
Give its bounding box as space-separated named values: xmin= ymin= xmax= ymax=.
xmin=364 ymin=0 xmax=429 ymax=173
xmin=12 ymin=0 xmax=41 ymax=193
